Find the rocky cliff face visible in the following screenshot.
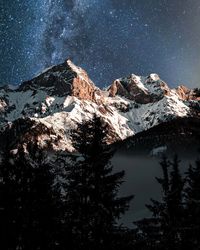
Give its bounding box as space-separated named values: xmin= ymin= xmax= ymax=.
xmin=0 ymin=60 xmax=199 ymax=153
xmin=109 ymin=73 xmax=175 ymax=104
xmin=18 ymin=59 xmax=100 ymax=101
xmin=175 ymin=85 xmax=200 ymax=101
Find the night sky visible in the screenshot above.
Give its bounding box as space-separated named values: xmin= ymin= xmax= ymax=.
xmin=0 ymin=0 xmax=200 ymax=88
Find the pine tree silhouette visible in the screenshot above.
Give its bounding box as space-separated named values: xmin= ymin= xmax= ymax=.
xmin=167 ymin=155 xmax=184 ymax=246
xmin=0 ymin=147 xmax=63 ymax=250
xmin=184 ymin=156 xmax=200 ymax=249
xmin=65 ymin=115 xmax=134 ymax=250
xmin=135 ymin=156 xmax=184 ymax=250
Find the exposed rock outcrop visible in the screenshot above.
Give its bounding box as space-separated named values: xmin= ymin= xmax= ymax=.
xmin=18 ymin=59 xmax=100 ymax=102
xmin=0 ymin=59 xmax=199 ymax=153
xmin=108 ymin=73 xmax=171 ymax=104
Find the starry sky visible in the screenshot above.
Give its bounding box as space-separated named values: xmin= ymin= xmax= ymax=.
xmin=0 ymin=0 xmax=200 ymax=88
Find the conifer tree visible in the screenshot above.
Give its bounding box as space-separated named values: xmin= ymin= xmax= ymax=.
xmin=135 ymin=156 xmax=184 ymax=250
xmin=0 ymin=147 xmax=62 ymax=250
xmin=65 ymin=115 xmax=134 ymax=250
xmin=167 ymin=155 xmax=184 ymax=245
xmin=184 ymin=157 xmax=200 ymax=249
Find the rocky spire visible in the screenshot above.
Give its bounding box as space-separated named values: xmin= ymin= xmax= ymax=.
xmin=18 ymin=59 xmax=100 ymax=101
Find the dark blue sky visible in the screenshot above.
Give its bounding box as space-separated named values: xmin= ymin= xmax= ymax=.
xmin=0 ymin=0 xmax=200 ymax=88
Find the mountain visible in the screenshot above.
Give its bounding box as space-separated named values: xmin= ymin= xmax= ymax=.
xmin=0 ymin=59 xmax=200 ymax=154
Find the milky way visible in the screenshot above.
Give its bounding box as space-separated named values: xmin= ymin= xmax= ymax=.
xmin=1 ymin=0 xmax=200 ymax=87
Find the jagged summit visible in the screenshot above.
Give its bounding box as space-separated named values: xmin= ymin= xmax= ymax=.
xmin=17 ymin=59 xmax=99 ymax=101
xmin=108 ymin=72 xmax=200 ymax=104
xmin=0 ymin=59 xmax=199 ymax=153
xmin=108 ymin=73 xmax=170 ymax=104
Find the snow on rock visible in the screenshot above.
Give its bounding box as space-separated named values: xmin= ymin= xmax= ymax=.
xmin=148 ymin=73 xmax=160 ymax=82
xmin=131 ymin=74 xmax=148 ymax=92
xmin=34 ymin=65 xmax=55 ymax=78
xmin=45 ymin=96 xmax=55 ymax=107
xmin=0 ymin=59 xmax=199 ymax=153
xmin=0 ymin=98 xmax=7 ymax=112
xmin=108 ymin=72 xmax=171 ymax=104
xmin=105 ymin=90 xmax=190 ymax=135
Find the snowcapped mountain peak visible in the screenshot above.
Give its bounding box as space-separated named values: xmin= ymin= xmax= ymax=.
xmin=17 ymin=59 xmax=99 ymax=101
xmin=66 ymin=59 xmax=85 ymax=76
xmin=130 ymin=74 xmax=141 ymax=83
xmin=147 ymin=73 xmax=160 ymax=82
xmin=0 ymin=59 xmax=199 ymax=153
xmin=108 ymin=72 xmax=170 ymax=104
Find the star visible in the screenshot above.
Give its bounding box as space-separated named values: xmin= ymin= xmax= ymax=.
xmin=0 ymin=0 xmax=200 ymax=89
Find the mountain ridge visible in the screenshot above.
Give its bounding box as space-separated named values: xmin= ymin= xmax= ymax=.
xmin=0 ymin=59 xmax=199 ymax=153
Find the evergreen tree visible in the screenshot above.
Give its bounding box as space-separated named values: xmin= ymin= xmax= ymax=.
xmin=65 ymin=115 xmax=134 ymax=250
xmin=0 ymin=147 xmax=62 ymax=250
xmin=135 ymin=156 xmax=184 ymax=250
xmin=167 ymin=155 xmax=184 ymax=245
xmin=184 ymin=157 xmax=200 ymax=249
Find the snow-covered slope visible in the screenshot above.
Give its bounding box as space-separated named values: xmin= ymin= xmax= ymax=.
xmin=0 ymin=60 xmax=199 ymax=152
